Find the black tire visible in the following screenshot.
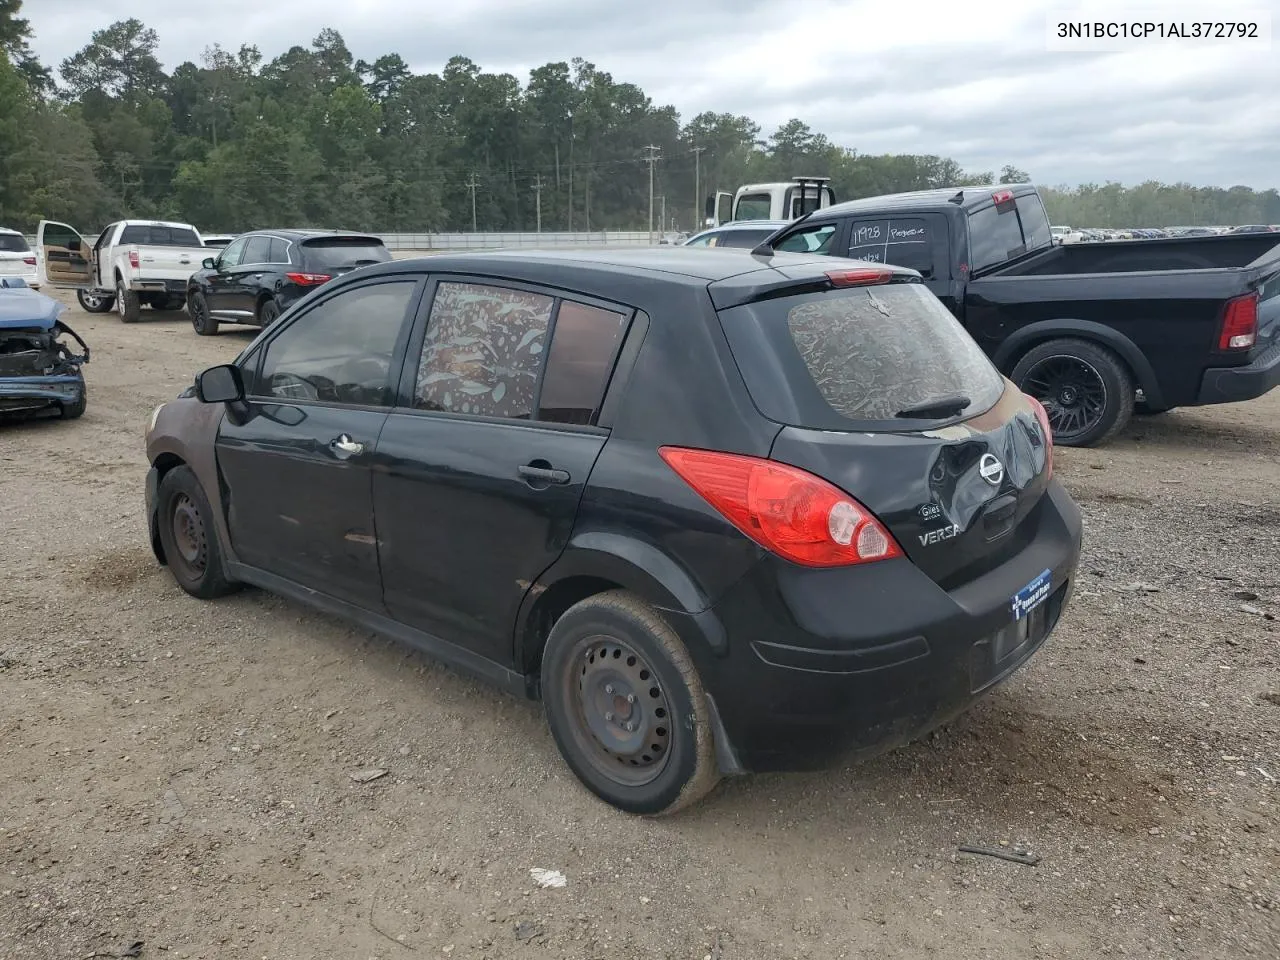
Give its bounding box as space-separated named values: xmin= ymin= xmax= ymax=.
xmin=115 ymin=278 xmax=141 ymax=323
xmin=541 ymin=590 xmax=720 ymax=816
xmin=1011 ymin=338 xmax=1135 ymax=448
xmin=258 ymin=298 xmax=280 ymax=327
xmin=154 ymin=465 xmax=237 ymax=599
xmin=188 ymin=290 xmax=219 ymax=336
xmin=1135 ymin=403 xmax=1174 ymax=416
xmin=76 ymin=289 xmax=114 ymax=313
xmin=59 ymin=376 xmax=87 ymax=420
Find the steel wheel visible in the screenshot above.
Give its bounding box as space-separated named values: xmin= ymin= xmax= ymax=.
xmin=1020 ymin=354 xmax=1108 ymax=445
xmin=564 ymin=634 xmax=673 ymax=787
xmin=170 ymin=492 xmax=208 ymax=575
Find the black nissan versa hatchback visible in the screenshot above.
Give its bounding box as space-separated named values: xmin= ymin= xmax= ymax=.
xmin=144 ymin=247 xmax=1082 ymax=815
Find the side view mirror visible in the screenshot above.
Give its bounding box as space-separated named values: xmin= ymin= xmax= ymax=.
xmin=202 ymin=257 xmax=216 ymax=270
xmin=196 ymin=364 xmax=244 ymax=403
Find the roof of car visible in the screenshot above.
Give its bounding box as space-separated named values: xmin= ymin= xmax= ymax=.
xmin=0 ymin=287 xmax=64 ymax=330
xmin=0 ymin=227 xmax=22 ymax=236
xmin=692 ymin=220 xmax=791 ymax=233
xmin=811 ymin=183 xmax=1039 ymax=220
xmin=235 ymin=229 xmax=385 ymax=242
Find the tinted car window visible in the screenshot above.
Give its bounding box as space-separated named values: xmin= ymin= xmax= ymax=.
xmin=718 ymin=282 xmax=1005 ymax=429
xmin=414 ymin=281 xmax=553 ymax=419
xmin=0 ymin=234 xmax=30 ymax=252
xmin=242 ymin=236 xmax=271 ymax=264
xmin=968 ymin=202 xmax=1026 ymax=272
xmin=1015 ymin=195 xmax=1053 ymax=252
xmin=301 ymin=238 xmax=393 ymax=272
xmin=254 ymin=281 xmax=416 ymax=406
xmin=716 ymin=229 xmax=775 ymax=249
xmin=118 ymin=224 xmax=203 ymax=246
xmin=219 ymin=238 xmax=246 ymax=269
xmin=775 ymin=223 xmax=835 ymax=254
xmin=42 ymin=223 xmax=80 ymax=249
xmin=268 ymin=237 xmax=291 ymax=264
xmin=538 ymin=301 xmax=628 ymax=425
xmin=848 ymin=218 xmax=934 ymax=275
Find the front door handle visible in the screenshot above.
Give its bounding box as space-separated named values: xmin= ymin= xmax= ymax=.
xmin=329 ymin=434 xmax=365 ymax=458
xmin=518 ymin=462 xmax=570 ymax=486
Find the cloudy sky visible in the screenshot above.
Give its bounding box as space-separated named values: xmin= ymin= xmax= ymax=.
xmin=24 ymin=0 xmax=1280 ymax=189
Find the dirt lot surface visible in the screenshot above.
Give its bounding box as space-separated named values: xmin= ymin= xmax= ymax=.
xmin=2 ymin=292 xmax=1277 ymax=960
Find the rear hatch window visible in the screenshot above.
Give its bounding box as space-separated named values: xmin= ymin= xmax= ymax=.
xmin=301 ymin=237 xmax=393 ymax=273
xmin=0 ymin=234 xmax=31 ymax=253
xmin=118 ymin=225 xmax=203 ymax=247
xmin=718 ymin=281 xmax=1005 ymax=431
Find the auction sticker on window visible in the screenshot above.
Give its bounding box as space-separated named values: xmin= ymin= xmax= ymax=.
xmin=1012 ymin=569 xmax=1053 ymax=621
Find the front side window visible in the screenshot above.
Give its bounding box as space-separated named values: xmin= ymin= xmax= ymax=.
xmin=218 ymin=238 xmax=247 ymax=269
xmin=414 ymin=282 xmax=554 ymax=419
xmin=255 ymin=280 xmax=416 ymax=406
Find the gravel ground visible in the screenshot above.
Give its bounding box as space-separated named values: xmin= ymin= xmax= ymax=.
xmin=1 ymin=292 xmax=1277 ymax=960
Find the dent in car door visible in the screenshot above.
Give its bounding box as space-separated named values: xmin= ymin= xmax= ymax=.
xmin=373 ymin=280 xmax=631 ymax=665
xmin=36 ymin=220 xmax=93 ymax=289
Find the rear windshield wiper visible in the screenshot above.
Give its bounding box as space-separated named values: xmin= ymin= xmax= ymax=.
xmin=895 ymin=395 xmax=970 ymax=419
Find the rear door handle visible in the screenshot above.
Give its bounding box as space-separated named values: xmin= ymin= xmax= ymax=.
xmin=518 ymin=462 xmax=570 ymax=485
xmin=329 ymin=434 xmax=365 ymax=458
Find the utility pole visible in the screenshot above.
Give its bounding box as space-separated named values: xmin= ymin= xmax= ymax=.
xmin=643 ymin=145 xmax=661 ymax=244
xmin=465 ymin=175 xmax=479 ymax=232
xmin=658 ymin=196 xmax=666 ymax=238
xmin=691 ymin=146 xmax=705 ymax=230
xmin=531 ymin=174 xmax=544 ymax=233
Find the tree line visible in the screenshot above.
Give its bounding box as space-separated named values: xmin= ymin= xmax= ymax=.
xmin=1 ymin=3 xmax=1277 ymax=235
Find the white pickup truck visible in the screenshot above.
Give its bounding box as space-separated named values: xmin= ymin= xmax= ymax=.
xmin=37 ymin=219 xmax=207 ymax=322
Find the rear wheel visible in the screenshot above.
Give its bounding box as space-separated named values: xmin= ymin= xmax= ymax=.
xmin=115 ymin=279 xmax=141 ymax=323
xmin=154 ymin=465 xmax=237 ymax=599
xmin=77 ymin=289 xmax=114 ymax=313
xmin=1011 ymin=338 xmax=1134 ymax=447
xmin=258 ymin=298 xmax=280 ymax=327
xmin=188 ymin=291 xmax=218 ymax=336
xmin=541 ymin=591 xmax=719 ymax=816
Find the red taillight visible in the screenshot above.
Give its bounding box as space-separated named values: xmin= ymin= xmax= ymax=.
xmin=1218 ymin=292 xmax=1258 ymax=350
xmin=22 ymin=256 xmax=36 ymax=266
xmin=826 ymin=267 xmax=892 ymax=287
xmin=658 ymin=446 xmax=902 ymax=568
xmin=128 ymin=250 xmax=139 ymax=269
xmin=286 ymin=272 xmax=331 ymax=286
xmin=1025 ymin=395 xmax=1054 ymax=480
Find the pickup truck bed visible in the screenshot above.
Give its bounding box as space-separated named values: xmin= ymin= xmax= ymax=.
xmin=764 ymin=185 xmax=1280 ymax=446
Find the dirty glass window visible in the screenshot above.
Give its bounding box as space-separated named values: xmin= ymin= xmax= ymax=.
xmin=255 ymin=281 xmax=415 ymax=406
xmin=414 ymin=282 xmax=554 ymax=419
xmin=537 ymin=301 xmax=628 ymax=425
xmin=718 ymin=282 xmax=1006 ymax=429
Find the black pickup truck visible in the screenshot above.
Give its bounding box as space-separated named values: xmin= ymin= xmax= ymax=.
xmin=765 ymin=185 xmax=1280 ymax=446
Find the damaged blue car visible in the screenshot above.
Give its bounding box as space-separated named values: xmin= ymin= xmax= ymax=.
xmin=0 ymin=277 xmax=90 ymax=420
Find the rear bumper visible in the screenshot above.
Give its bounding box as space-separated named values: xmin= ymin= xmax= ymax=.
xmin=666 ymin=481 xmax=1084 ymax=773
xmin=0 ymin=374 xmax=84 ymax=410
xmin=1196 ymin=342 xmax=1280 ymax=404
xmin=127 ymin=278 xmax=188 ymax=294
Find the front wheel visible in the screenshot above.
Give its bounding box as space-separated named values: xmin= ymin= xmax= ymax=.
xmin=188 ymin=291 xmax=219 ymax=336
xmin=77 ymin=289 xmax=114 ymax=313
xmin=1011 ymin=338 xmax=1135 ymax=447
xmin=154 ymin=466 xmax=238 ymax=599
xmin=541 ymin=591 xmax=720 ymax=816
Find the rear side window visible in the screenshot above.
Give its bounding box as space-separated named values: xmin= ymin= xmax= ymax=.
xmin=848 ymin=218 xmax=935 ymax=276
xmin=1015 ymin=195 xmax=1053 ymax=251
xmin=0 ymin=234 xmax=30 ymax=252
xmin=302 ymin=238 xmax=392 ymax=272
xmin=716 ymin=229 xmax=774 ymax=249
xmin=268 ymin=237 xmax=291 ymax=264
xmin=242 ymin=236 xmax=271 ymax=264
xmin=538 ymin=301 xmax=628 ymax=424
xmin=719 ymin=282 xmax=1006 ymax=429
xmin=414 ymin=282 xmax=554 ymax=419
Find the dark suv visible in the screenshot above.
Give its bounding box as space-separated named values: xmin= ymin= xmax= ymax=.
xmin=186 ymin=229 xmax=392 ymax=335
xmin=144 ymin=248 xmax=1082 ymax=815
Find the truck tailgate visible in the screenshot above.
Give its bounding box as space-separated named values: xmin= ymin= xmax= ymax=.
xmin=126 ymin=245 xmax=201 ymax=280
